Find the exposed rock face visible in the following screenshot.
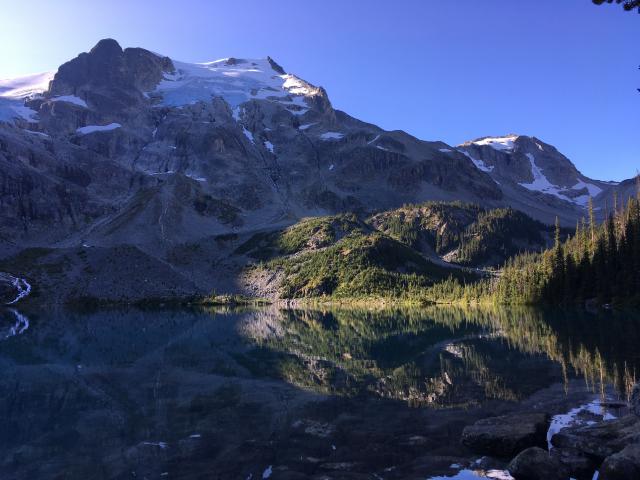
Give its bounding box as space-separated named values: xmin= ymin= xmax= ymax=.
xmin=507 ymin=447 xmax=569 ymax=480
xmin=45 ymin=38 xmax=174 ymax=112
xmin=461 ymin=412 xmax=550 ymax=457
xmin=551 ymin=415 xmax=640 ymax=461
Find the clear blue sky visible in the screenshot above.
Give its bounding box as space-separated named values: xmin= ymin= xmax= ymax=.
xmin=0 ymin=0 xmax=637 ymax=181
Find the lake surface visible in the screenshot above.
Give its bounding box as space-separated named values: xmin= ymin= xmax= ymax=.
xmin=0 ymin=305 xmax=638 ymax=479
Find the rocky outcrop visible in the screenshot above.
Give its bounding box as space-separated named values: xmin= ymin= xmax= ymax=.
xmin=548 ymin=414 xmax=640 ymax=479
xmin=461 ymin=412 xmax=550 ymax=457
xmin=45 ymin=38 xmax=174 ymax=111
xmin=507 ymin=447 xmax=569 ymax=480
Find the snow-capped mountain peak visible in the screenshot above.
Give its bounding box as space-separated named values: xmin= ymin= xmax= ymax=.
xmin=152 ymin=56 xmax=323 ymax=114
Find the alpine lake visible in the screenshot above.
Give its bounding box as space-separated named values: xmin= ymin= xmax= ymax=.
xmin=0 ymin=304 xmax=638 ymax=479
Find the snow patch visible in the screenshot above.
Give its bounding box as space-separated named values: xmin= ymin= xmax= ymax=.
xmin=0 ymin=71 xmax=55 ymax=99
xmin=264 ymin=141 xmax=274 ymax=153
xmin=0 ymin=72 xmax=55 ymax=124
xmin=152 ymin=57 xmax=319 ymax=111
xmin=0 ymin=101 xmax=39 ymax=123
xmin=242 ymin=126 xmax=255 ymax=143
xmin=262 ymin=465 xmax=273 ymax=479
xmin=51 ymin=95 xmax=88 ymax=108
xmin=77 ymin=123 xmax=121 ymax=135
xmin=26 ymin=130 xmax=49 ymax=138
xmin=459 ymin=150 xmax=494 ymax=173
xmin=298 ymin=123 xmax=316 ymax=131
xmin=232 ymin=106 xmax=242 ymax=121
xmin=185 ymin=173 xmax=207 ymax=182
xmin=428 ymin=469 xmax=514 ymax=480
xmin=368 ymin=134 xmax=381 ymax=145
xmin=519 ymin=153 xmax=573 ymax=202
xmin=439 ymin=148 xmax=453 ymax=153
xmin=471 ymin=135 xmax=518 ymax=152
xmin=573 ymin=180 xmax=602 ymax=200
xmin=320 ymin=132 xmax=344 ymax=141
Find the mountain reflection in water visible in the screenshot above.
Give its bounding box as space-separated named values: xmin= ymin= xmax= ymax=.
xmin=0 ymin=305 xmax=637 ymax=479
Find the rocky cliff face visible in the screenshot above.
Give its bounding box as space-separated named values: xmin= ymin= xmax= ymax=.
xmin=0 ymin=39 xmax=634 ymax=302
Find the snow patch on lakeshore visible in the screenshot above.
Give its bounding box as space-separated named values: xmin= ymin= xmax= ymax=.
xmin=428 ymin=469 xmax=514 ymax=480
xmin=547 ymin=399 xmax=620 ymax=451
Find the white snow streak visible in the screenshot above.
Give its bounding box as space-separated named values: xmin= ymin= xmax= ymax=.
xmin=320 ymin=132 xmax=344 ymax=141
xmin=459 ymin=150 xmax=494 ymax=173
xmin=51 ymin=95 xmax=88 ymax=108
xmin=77 ymin=123 xmax=121 ymax=135
xmin=242 ymin=126 xmax=255 ymax=143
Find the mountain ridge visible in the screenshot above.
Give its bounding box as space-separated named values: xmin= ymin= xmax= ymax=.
xmin=0 ymin=39 xmax=635 ymax=303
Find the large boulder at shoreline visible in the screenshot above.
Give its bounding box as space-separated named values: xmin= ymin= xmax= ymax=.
xmin=551 ymin=415 xmax=640 ymax=461
xmin=550 ymin=446 xmax=597 ymax=479
xmin=599 ymin=443 xmax=640 ymax=480
xmin=507 ymin=447 xmax=569 ymax=480
xmin=461 ymin=412 xmax=550 ymax=458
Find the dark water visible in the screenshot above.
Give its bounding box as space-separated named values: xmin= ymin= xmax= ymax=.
xmin=0 ymin=305 xmax=638 ymax=479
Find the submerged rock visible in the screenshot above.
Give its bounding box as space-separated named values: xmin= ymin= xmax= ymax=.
xmin=461 ymin=412 xmax=550 ymax=458
xmin=507 ymin=447 xmax=569 ymax=480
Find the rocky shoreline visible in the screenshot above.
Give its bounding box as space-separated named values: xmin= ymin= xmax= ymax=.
xmin=460 ymin=385 xmax=640 ymax=479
